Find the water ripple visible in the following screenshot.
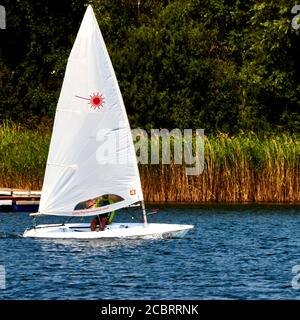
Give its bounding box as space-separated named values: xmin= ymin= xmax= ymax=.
xmin=0 ymin=205 xmax=300 ymax=299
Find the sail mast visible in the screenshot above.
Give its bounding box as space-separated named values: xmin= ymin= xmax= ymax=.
xmin=141 ymin=200 xmax=148 ymax=226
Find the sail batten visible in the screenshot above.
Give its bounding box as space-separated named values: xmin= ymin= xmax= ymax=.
xmin=38 ymin=6 xmax=143 ymax=217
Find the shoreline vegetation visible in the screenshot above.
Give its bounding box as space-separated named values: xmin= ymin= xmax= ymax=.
xmin=0 ymin=123 xmax=299 ymax=203
xmin=1 ymin=1 xmax=300 ymax=204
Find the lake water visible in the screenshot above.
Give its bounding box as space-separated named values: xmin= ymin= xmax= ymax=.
xmin=0 ymin=204 xmax=300 ymax=300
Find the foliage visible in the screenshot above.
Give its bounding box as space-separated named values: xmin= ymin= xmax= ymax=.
xmin=0 ymin=0 xmax=300 ymax=134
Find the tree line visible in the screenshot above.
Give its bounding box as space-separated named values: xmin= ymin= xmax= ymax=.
xmin=0 ymin=0 xmax=299 ymax=134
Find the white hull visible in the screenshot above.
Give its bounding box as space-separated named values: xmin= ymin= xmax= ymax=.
xmin=23 ymin=222 xmax=194 ymax=239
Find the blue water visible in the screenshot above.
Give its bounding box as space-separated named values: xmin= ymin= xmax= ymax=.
xmin=0 ymin=204 xmax=300 ymax=300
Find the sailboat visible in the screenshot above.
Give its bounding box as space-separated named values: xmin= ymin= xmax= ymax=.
xmin=23 ymin=6 xmax=193 ymax=239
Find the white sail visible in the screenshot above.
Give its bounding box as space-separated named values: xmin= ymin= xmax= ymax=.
xmin=38 ymin=6 xmax=143 ymax=216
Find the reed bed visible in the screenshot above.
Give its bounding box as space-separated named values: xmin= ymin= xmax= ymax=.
xmin=0 ymin=123 xmax=299 ymax=202
xmin=140 ymin=132 xmax=300 ymax=203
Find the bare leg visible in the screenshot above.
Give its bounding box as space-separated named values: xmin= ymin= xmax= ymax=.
xmin=99 ymin=217 xmax=108 ymax=231
xmin=90 ymin=219 xmax=97 ymax=231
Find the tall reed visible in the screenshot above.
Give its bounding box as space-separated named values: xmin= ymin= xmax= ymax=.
xmin=0 ymin=123 xmax=299 ymax=202
xmin=140 ymin=132 xmax=300 ymax=203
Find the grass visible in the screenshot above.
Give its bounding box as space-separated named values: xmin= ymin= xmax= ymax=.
xmin=0 ymin=121 xmax=50 ymax=189
xmin=0 ymin=122 xmax=299 ymax=202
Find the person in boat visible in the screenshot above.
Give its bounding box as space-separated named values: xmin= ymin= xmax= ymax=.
xmin=90 ymin=194 xmax=115 ymax=231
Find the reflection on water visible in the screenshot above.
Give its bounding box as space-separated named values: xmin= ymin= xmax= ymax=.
xmin=38 ymin=237 xmax=148 ymax=252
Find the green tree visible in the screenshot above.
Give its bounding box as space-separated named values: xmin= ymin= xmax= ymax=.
xmin=0 ymin=0 xmax=86 ymax=125
xmin=0 ymin=0 xmax=299 ymax=134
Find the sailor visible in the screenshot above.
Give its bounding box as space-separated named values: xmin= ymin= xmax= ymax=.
xmin=90 ymin=194 xmax=115 ymax=231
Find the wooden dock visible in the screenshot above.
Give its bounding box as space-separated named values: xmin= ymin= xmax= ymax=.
xmin=0 ymin=188 xmax=41 ymax=198
xmin=0 ymin=188 xmax=41 ymax=212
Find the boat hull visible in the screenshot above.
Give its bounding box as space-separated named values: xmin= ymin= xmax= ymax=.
xmin=23 ymin=222 xmax=194 ymax=239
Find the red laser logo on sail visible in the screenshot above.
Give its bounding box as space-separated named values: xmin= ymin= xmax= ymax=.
xmin=75 ymin=92 xmax=105 ymax=109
